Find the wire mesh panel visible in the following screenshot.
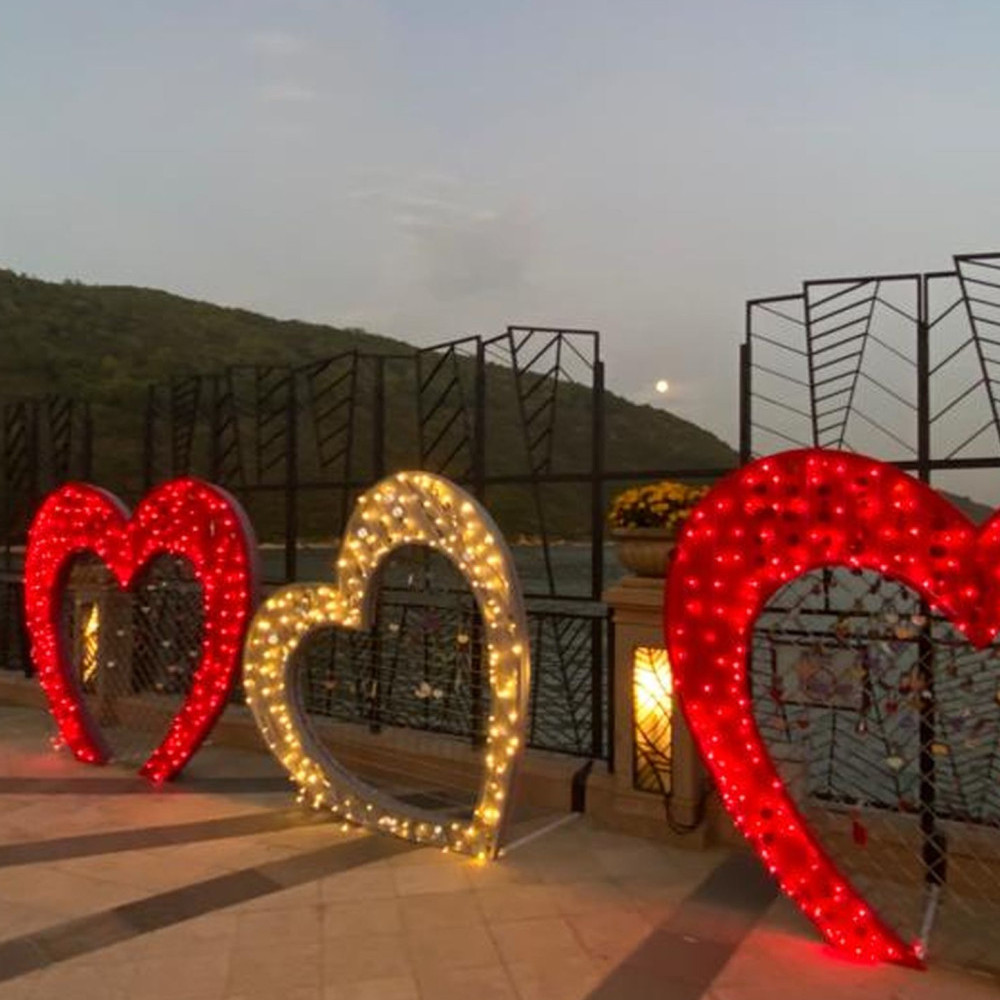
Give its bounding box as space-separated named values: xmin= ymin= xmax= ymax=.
xmin=751 ymin=569 xmax=1000 ymax=969
xmin=61 ymin=554 xmax=203 ymax=766
xmin=744 ymin=255 xmax=1000 ymax=968
xmin=526 ymin=610 xmax=604 ymax=756
xmin=0 ymin=574 xmax=29 ymax=675
xmin=132 ymin=326 xmax=611 ymax=768
xmin=288 ymin=545 xmax=488 ymax=822
xmin=1 ymin=396 xmax=91 ymax=560
xmin=481 ymin=327 xmax=602 ymax=597
xmin=298 ymin=593 xmax=486 ymax=739
xmin=415 ymin=337 xmax=479 ymax=482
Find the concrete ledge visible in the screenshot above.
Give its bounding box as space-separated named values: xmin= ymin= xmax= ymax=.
xmin=0 ymin=673 xmax=736 ymax=847
xmin=0 ymin=674 xmax=581 ymax=815
xmin=585 ymin=764 xmax=711 ymax=848
xmin=0 ymin=674 xmax=45 ymax=712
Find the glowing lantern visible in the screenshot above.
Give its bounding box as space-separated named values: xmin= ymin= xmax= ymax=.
xmin=81 ymin=604 xmax=100 ymax=687
xmin=632 ymin=646 xmax=673 ymax=793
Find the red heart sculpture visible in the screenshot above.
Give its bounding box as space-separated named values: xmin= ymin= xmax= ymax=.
xmin=665 ymin=449 xmax=1000 ymax=967
xmin=24 ymin=478 xmax=258 ymax=783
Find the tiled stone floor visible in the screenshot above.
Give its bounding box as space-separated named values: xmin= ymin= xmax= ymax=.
xmin=0 ymin=705 xmax=996 ymax=1000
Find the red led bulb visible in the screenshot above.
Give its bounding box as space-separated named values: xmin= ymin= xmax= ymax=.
xmin=24 ymin=478 xmax=259 ymax=782
xmin=665 ymin=449 xmax=1000 ymax=967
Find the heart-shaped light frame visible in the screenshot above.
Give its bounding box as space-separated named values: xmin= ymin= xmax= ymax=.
xmin=243 ymin=471 xmax=530 ymax=859
xmin=664 ymin=448 xmax=1000 ymax=967
xmin=24 ymin=478 xmax=259 ymax=782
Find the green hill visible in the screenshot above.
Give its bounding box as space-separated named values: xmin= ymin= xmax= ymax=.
xmin=0 ymin=268 xmax=738 ymax=539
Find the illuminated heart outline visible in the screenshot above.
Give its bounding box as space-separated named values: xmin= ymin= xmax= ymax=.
xmin=243 ymin=471 xmax=530 ymax=859
xmin=24 ymin=478 xmax=259 ymax=782
xmin=665 ymin=449 xmax=1000 ymax=967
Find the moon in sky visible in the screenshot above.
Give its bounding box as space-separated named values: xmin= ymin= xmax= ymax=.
xmin=655 ymin=379 xmax=669 ymax=394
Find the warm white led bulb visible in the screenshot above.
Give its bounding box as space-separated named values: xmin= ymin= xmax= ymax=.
xmin=242 ymin=471 xmax=530 ymax=859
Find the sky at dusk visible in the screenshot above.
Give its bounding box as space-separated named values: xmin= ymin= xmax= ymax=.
xmin=4 ymin=1 xmax=1000 ymax=452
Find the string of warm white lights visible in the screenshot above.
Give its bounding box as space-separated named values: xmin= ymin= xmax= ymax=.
xmin=243 ymin=471 xmax=531 ymax=859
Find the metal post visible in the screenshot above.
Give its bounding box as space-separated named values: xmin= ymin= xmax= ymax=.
xmin=470 ymin=611 xmax=484 ymax=748
xmin=208 ymin=374 xmax=221 ymax=483
xmin=468 ymin=343 xmax=488 ymax=746
xmin=283 ymin=374 xmax=299 ymax=583
xmin=591 ymin=359 xmax=606 ymax=601
xmin=142 ymin=384 xmax=156 ymax=491
xmin=917 ymin=278 xmax=931 ymax=483
xmin=27 ymin=401 xmax=39 ymax=517
xmin=473 ymin=339 xmax=486 ymax=499
xmin=739 ymin=337 xmax=752 ymax=465
xmin=591 ymin=357 xmax=607 ymax=762
xmin=916 ymin=276 xmax=946 ymax=891
xmin=373 ymin=356 xmax=386 ymax=479
xmin=81 ymin=401 xmax=93 ymax=481
xmin=368 ymin=606 xmax=384 ymax=735
xmin=2 ymin=404 xmax=11 ymax=571
xmin=590 ymin=615 xmax=604 ymax=759
xmin=606 ymin=607 xmax=616 ymax=773
xmin=370 ymin=355 xmax=387 ymax=733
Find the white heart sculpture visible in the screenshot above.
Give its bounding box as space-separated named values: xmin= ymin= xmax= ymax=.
xmin=243 ymin=472 xmax=531 ymax=858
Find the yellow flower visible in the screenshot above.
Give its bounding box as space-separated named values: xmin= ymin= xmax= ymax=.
xmin=608 ymin=479 xmax=710 ymax=529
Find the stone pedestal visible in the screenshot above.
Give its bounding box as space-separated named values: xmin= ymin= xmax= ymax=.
xmin=585 ymin=575 xmax=711 ymax=845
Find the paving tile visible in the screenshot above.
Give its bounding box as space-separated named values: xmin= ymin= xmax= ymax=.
xmin=0 ymin=969 xmax=40 ymax=1000
xmin=551 ymin=879 xmax=639 ymax=917
xmin=322 ymin=932 xmax=415 ymax=985
xmin=38 ymin=910 xmax=135 ymax=962
xmin=889 ymin=970 xmax=1000 ymax=1000
xmin=473 ymin=883 xmax=561 ymax=922
xmin=514 ymin=855 xmax=598 ymax=885
xmin=323 ymin=899 xmax=403 ymax=938
xmin=22 ymin=955 xmax=135 ymax=1000
xmin=0 ymin=939 xmax=47 ymax=983
xmin=116 ymin=868 xmax=279 ymax=933
xmin=0 ymin=865 xmax=145 ymax=917
xmin=50 ymin=846 xmax=225 ymax=893
xmin=488 ymin=916 xmax=589 ymax=966
xmin=462 ymin=858 xmax=541 ymax=888
xmin=226 ymin=941 xmax=322 ymax=995
xmin=0 ymin=901 xmax=70 ymax=942
xmin=711 ymin=907 xmax=1000 ymax=1000
xmin=398 ymin=891 xmax=481 ymax=931
xmin=319 ymin=862 xmax=397 ymax=904
xmin=324 ymin=975 xmax=419 ymax=1000
xmin=123 ymin=948 xmax=231 ymax=1000
xmin=405 ymin=919 xmax=499 ymax=971
xmin=592 ymin=843 xmax=706 ymax=881
xmin=391 ymin=860 xmax=470 ymax=897
xmin=235 ymin=904 xmax=323 ymax=950
xmin=615 ymin=873 xmax=704 ymax=905
xmin=104 ymin=911 xmax=238 ymax=961
xmin=565 ymin=908 xmax=653 ymax=966
xmin=234 ymin=881 xmax=322 ymax=914
xmin=227 ymin=986 xmax=321 ymax=1000
xmin=265 ymin=837 xmax=411 ymax=889
xmin=504 ymin=954 xmax=603 ymax=1000
xmin=413 ymin=963 xmax=518 ymax=1000
xmin=386 ymin=847 xmax=459 ymax=869
xmin=0 ymin=705 xmax=997 ymax=1000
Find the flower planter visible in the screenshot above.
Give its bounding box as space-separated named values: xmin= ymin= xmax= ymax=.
xmin=612 ymin=527 xmax=676 ymax=579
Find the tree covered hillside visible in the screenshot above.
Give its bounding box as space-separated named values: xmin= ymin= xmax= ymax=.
xmin=0 ymin=268 xmax=738 ymax=538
